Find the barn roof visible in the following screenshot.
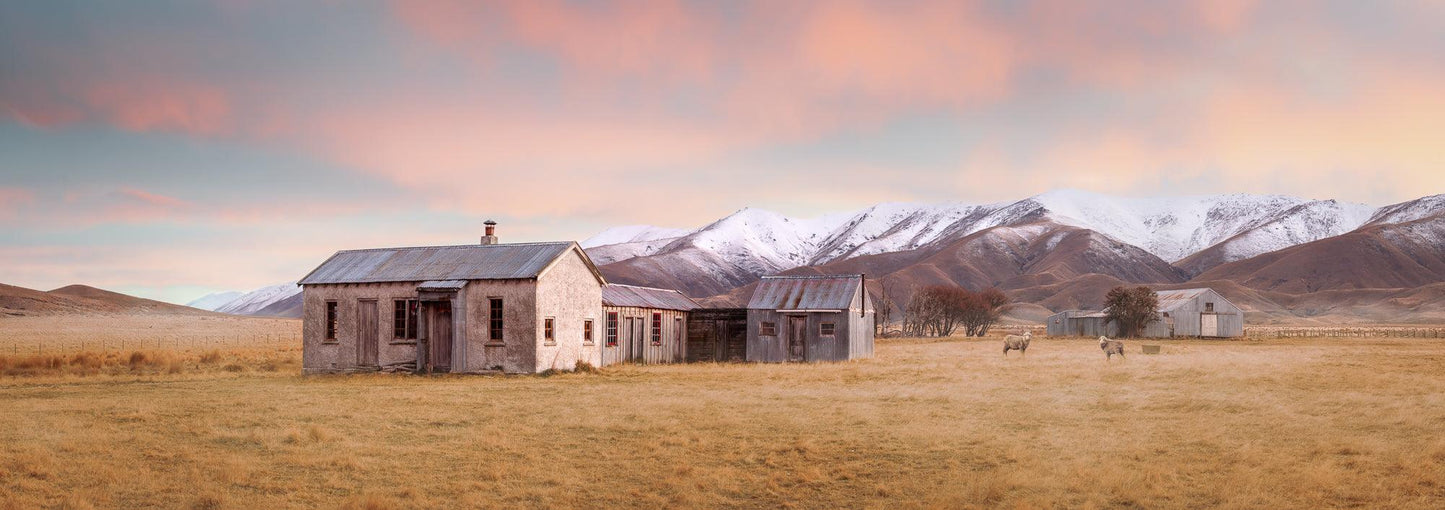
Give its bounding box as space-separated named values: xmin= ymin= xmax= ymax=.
xmin=602 ymin=284 xmax=700 ymax=311
xmin=299 ymin=242 xmax=605 ymax=285
xmin=747 ymin=275 xmax=863 ymax=310
xmin=1156 ymin=288 xmax=1212 ymax=312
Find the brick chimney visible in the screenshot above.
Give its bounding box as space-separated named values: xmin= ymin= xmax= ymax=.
xmin=481 ymin=220 xmax=499 ymax=245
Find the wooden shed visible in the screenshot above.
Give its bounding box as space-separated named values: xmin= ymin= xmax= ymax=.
xmin=686 ymin=308 xmax=747 ymax=362
xmin=600 ymin=284 xmax=699 ymax=365
xmin=1046 ymin=288 xmax=1244 ymax=338
xmin=745 ymin=275 xmax=874 ymax=363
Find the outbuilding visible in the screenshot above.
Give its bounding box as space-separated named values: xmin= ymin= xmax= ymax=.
xmin=745 ymin=275 xmax=874 ymax=362
xmin=600 ymin=284 xmax=699 ymax=365
xmin=1046 ymin=288 xmax=1244 ymax=338
xmin=298 ymin=224 xmax=607 ymax=374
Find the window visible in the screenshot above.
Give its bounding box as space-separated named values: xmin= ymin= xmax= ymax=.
xmin=325 ymin=301 xmax=338 ymax=340
xmin=651 ymin=312 xmax=663 ymax=345
xmin=606 ymin=312 xmax=619 ymax=346
xmin=675 ymin=317 xmax=683 ymax=343
xmin=544 ymin=318 xmax=555 ymax=344
xmin=1204 ymin=302 xmax=1215 ymax=313
xmin=584 ymin=320 xmax=594 ymax=344
xmin=820 ymin=322 xmax=836 ymax=336
xmin=393 ymin=299 xmax=418 ymax=340
xmin=489 ymin=298 xmax=504 ymax=341
xmin=760 ymin=321 xmax=776 ymax=336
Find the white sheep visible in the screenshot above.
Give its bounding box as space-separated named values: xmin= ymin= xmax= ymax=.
xmin=1100 ymin=336 xmax=1125 ymax=360
xmin=1002 ymin=331 xmax=1032 ymax=356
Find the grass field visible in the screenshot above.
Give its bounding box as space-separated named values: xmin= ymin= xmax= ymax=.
xmin=2 ymin=333 xmax=1444 ymax=509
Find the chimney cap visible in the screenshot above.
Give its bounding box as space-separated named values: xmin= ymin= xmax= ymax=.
xmin=483 ymin=219 xmax=497 ymax=226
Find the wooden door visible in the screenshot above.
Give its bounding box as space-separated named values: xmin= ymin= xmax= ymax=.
xmin=1200 ymin=314 xmax=1218 ymax=337
xmin=622 ymin=317 xmax=636 ymax=361
xmin=431 ymin=306 xmax=453 ymax=371
xmin=787 ymin=316 xmax=806 ymax=362
xmin=357 ymin=300 xmax=378 ymax=367
xmin=632 ymin=317 xmax=645 ymax=360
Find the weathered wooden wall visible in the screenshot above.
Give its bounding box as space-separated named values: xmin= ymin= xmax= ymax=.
xmin=600 ymin=306 xmax=686 ymax=365
xmin=745 ymin=305 xmax=872 ymax=362
xmin=686 ymin=309 xmax=747 ymax=362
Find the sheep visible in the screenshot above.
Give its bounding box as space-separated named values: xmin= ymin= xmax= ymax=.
xmin=1100 ymin=336 xmax=1125 ymax=360
xmin=1002 ymin=331 xmax=1032 ymax=356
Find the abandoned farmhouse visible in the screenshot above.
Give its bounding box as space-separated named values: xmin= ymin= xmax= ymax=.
xmin=1045 ymin=288 xmax=1244 ymax=338
xmin=299 ymin=226 xmax=876 ymax=374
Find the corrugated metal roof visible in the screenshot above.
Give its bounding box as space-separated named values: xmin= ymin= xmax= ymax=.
xmin=1156 ymin=288 xmax=1211 ymax=312
xmin=299 ymin=242 xmax=580 ymax=285
xmin=602 ymin=284 xmax=700 ymax=311
xmin=747 ymin=275 xmax=862 ymax=310
xmin=417 ymin=280 xmax=468 ymax=290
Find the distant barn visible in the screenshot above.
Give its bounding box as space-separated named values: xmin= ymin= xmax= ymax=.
xmin=745 ymin=275 xmax=874 ymax=362
xmin=600 ymin=284 xmax=699 ymax=365
xmin=1046 ymin=288 xmax=1243 ymax=338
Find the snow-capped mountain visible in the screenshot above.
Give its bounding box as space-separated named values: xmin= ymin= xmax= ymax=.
xmin=581 ymin=225 xmax=692 ymax=248
xmin=186 ymin=291 xmax=243 ymax=311
xmin=209 ymin=281 xmax=301 ymax=316
xmin=583 ymin=189 xmax=1440 ymax=298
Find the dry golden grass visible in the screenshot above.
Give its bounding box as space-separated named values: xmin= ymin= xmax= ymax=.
xmin=0 ymin=314 xmax=300 ymax=354
xmin=2 ymin=335 xmax=1444 ymax=509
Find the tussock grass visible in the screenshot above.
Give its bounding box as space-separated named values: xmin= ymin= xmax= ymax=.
xmin=1 ymin=336 xmax=1443 ymax=508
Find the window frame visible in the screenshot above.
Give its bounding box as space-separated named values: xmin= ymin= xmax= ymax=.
xmin=1204 ymin=302 xmax=1215 ymax=313
xmin=324 ymin=301 xmax=339 ymax=341
xmin=584 ymin=319 xmax=595 ymax=345
xmin=760 ymin=321 xmax=777 ymax=336
xmin=488 ymin=297 xmax=504 ymax=342
xmin=606 ymin=312 xmax=619 ymax=347
xmin=651 ymin=312 xmax=663 ymax=345
xmin=543 ymin=317 xmax=555 ymax=345
xmin=393 ymin=299 xmax=419 ymax=340
xmin=820 ymin=322 xmax=836 ymax=337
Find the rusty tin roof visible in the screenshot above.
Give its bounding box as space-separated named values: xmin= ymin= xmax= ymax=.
xmin=299 ymin=242 xmax=598 ymax=285
xmin=602 ymin=284 xmax=700 ymax=311
xmin=747 ymin=275 xmax=863 ymax=310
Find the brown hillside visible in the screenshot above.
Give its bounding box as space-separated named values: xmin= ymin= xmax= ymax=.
xmin=2 ymin=283 xmax=216 ymax=317
xmin=1193 ymin=215 xmax=1445 ymax=294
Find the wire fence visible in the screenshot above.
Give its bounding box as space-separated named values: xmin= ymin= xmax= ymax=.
xmin=5 ymin=334 xmax=301 ymax=356
xmin=1245 ymin=326 xmax=1445 ymax=339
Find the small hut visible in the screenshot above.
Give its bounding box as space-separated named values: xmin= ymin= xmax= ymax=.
xmin=745 ymin=275 xmax=874 ymax=362
xmin=600 ymin=284 xmax=699 ymax=365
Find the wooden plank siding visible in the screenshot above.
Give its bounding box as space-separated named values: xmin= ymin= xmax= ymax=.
xmin=600 ymin=306 xmax=687 ymax=365
xmin=686 ymin=309 xmax=747 ymax=362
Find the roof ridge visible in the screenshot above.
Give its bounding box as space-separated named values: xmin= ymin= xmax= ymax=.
xmin=334 ymin=241 xmax=575 ymax=254
xmin=605 ymin=283 xmax=685 ymax=294
xmin=759 ymin=274 xmax=862 ymax=280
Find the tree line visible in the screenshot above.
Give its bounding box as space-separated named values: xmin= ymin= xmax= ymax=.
xmin=898 ymin=285 xmax=1010 ymax=337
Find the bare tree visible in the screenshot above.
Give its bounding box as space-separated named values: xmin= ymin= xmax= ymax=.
xmin=960 ymin=287 xmax=1010 ymax=337
xmin=904 ymin=285 xmax=971 ymax=337
xmin=874 ymin=279 xmax=896 ymax=337
xmin=1104 ymin=286 xmax=1160 ymax=338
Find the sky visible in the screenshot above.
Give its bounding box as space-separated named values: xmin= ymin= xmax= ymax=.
xmin=2 ymin=0 xmax=1443 ymax=304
